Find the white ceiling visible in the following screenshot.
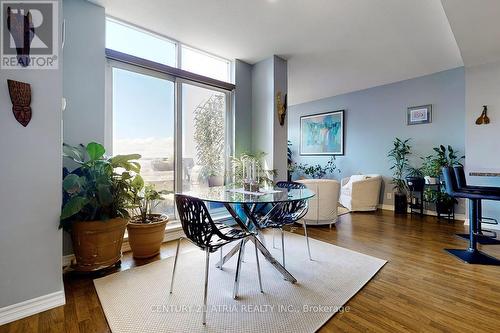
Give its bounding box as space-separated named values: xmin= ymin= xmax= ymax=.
xmin=441 ymin=0 xmax=500 ymax=68
xmin=91 ymin=0 xmax=494 ymax=105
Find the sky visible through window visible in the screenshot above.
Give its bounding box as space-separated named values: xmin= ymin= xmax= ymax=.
xmin=106 ymin=19 xmax=176 ymax=66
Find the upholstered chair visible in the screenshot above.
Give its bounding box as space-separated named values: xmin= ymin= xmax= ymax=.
xmin=338 ymin=174 xmax=382 ymax=212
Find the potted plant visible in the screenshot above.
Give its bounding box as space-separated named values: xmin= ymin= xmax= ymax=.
xmin=193 ymin=94 xmax=225 ymax=187
xmin=127 ymin=180 xmax=170 ymax=258
xmin=405 ymin=166 xmax=425 ymax=192
xmin=424 ymin=188 xmax=457 ymax=215
xmin=388 ymin=138 xmax=411 ymax=214
xmin=295 ymin=156 xmax=341 ymax=179
xmin=420 ymin=155 xmax=441 ymax=184
xmin=61 ymin=142 xmax=141 ymax=271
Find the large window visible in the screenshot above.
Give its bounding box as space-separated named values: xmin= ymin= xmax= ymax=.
xmin=106 ymin=18 xmax=176 ymax=67
xmin=107 ymin=18 xmax=233 ymax=217
xmin=112 ymin=66 xmax=176 ymax=215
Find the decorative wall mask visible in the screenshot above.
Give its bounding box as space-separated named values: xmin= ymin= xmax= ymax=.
xmin=7 ymin=79 xmax=32 ymax=127
xmin=475 ymin=105 xmax=490 ymax=125
xmin=276 ymin=91 xmax=287 ymax=126
xmin=6 ymin=7 xmax=35 ymax=67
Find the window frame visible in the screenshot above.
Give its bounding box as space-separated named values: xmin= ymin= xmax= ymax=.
xmin=105 ymin=61 xmax=234 ymax=220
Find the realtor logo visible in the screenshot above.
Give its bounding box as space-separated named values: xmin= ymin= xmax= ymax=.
xmin=1 ymin=0 xmax=58 ymax=69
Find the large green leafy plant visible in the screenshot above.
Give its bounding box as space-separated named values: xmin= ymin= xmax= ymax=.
xmin=388 ymin=138 xmax=411 ymax=194
xmin=60 ymin=142 xmax=141 ymax=230
xmin=193 ymin=94 xmax=225 ymax=180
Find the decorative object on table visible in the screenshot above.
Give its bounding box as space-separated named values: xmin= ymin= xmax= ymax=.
xmin=294 ymin=156 xmax=341 ymax=179
xmin=7 ymin=79 xmax=32 ymax=127
xmin=231 ymin=152 xmax=276 ymax=188
xmin=6 ymin=7 xmax=35 ymax=67
xmin=407 ymin=104 xmax=432 ymax=125
xmin=475 ymin=105 xmax=490 ymax=125
xmin=339 ymin=174 xmax=382 ymax=212
xmin=193 ymin=94 xmax=225 ymax=187
xmin=276 ymin=91 xmax=287 ymax=126
xmin=60 ymin=142 xmax=142 ymax=271
xmin=387 ymin=138 xmax=411 ymax=214
xmin=242 ymin=158 xmax=260 ymax=192
xmin=300 ymin=110 xmax=344 ymax=155
xmin=127 ymin=181 xmax=170 ymax=259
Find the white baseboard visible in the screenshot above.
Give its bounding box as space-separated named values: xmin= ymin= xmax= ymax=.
xmin=378 ymin=204 xmax=466 ymax=221
xmin=0 ymin=290 xmax=65 ymax=326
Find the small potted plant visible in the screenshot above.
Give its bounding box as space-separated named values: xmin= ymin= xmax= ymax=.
xmin=420 ymin=155 xmax=441 ymax=184
xmin=388 ymin=138 xmax=411 ymax=214
xmin=127 ymin=179 xmax=170 ymax=259
xmin=61 ymin=142 xmax=141 ymax=271
xmin=424 ymin=188 xmax=457 ymax=215
xmin=405 ymin=166 xmax=425 ymax=192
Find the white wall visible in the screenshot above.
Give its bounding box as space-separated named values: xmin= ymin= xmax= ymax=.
xmin=251 ymin=56 xmax=288 ymax=180
xmin=0 ymin=0 xmax=63 ymax=318
xmin=465 ymin=61 xmax=500 ymax=222
xmin=252 ymin=57 xmax=274 ymax=170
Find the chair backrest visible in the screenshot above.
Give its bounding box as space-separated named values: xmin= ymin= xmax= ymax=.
xmin=441 ymin=167 xmax=458 ymax=196
xmin=453 ymin=166 xmax=467 ymax=189
xmin=175 ymin=194 xmax=220 ymax=249
xmin=296 ymin=179 xmax=340 ymax=221
xmin=276 ymin=181 xmax=306 ymax=190
xmin=270 ymin=181 xmax=308 ymax=222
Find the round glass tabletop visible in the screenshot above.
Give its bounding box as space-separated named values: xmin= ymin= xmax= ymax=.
xmin=178 ymin=185 xmax=315 ymax=204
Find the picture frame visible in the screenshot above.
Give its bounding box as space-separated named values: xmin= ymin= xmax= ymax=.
xmin=407 ymin=104 xmax=432 ymax=125
xmin=300 ymin=110 xmax=344 ymax=156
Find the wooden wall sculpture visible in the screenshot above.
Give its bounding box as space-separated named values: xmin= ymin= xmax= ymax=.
xmin=7 ymin=79 xmax=32 ymax=127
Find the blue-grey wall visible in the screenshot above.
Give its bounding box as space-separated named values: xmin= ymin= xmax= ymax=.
xmin=62 ymin=0 xmax=105 ymax=255
xmin=288 ymin=67 xmax=465 ymax=209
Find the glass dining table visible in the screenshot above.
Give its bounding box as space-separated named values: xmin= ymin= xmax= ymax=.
xmin=179 ymin=185 xmax=316 ymax=283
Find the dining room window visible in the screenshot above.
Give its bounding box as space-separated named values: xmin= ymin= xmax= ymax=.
xmin=106 ymin=18 xmax=234 ymax=218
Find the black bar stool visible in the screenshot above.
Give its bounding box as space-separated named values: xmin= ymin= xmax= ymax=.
xmin=453 ymin=166 xmax=500 ymax=245
xmin=441 ymin=167 xmax=500 ymax=265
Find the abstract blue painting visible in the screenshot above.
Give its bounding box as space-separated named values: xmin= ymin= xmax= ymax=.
xmin=300 ymin=110 xmax=344 ymax=155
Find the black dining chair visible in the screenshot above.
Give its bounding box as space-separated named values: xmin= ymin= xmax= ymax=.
xmin=453 ymin=166 xmax=499 ymax=244
xmin=170 ymin=194 xmax=263 ymax=325
xmin=261 ymin=181 xmax=311 ymax=268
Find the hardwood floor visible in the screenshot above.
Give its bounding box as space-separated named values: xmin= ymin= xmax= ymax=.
xmin=2 ymin=210 xmax=500 ymax=333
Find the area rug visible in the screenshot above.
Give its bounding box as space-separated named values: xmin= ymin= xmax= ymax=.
xmin=94 ymin=232 xmax=386 ymax=333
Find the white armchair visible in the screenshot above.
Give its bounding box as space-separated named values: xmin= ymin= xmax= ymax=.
xmin=339 ymin=174 xmax=382 ymax=212
xmin=296 ymin=179 xmax=346 ymax=227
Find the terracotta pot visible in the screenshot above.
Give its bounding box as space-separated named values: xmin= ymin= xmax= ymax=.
xmin=127 ymin=215 xmax=168 ymax=258
xmin=71 ymin=218 xmax=128 ymax=272
xmin=208 ymin=175 xmax=224 ymax=187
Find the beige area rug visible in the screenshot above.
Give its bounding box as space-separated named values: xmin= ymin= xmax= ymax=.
xmin=94 ymin=231 xmax=386 ymax=333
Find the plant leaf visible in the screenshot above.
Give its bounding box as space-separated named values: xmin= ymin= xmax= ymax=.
xmin=61 ymin=197 xmax=88 ymax=220
xmin=63 ymin=174 xmax=84 ymax=194
xmin=86 ymin=142 xmax=106 ymax=161
xmin=97 ymin=184 xmax=113 ymax=205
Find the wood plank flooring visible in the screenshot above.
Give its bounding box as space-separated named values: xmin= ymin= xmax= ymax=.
xmin=2 ymin=210 xmax=500 ymax=332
